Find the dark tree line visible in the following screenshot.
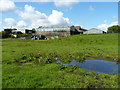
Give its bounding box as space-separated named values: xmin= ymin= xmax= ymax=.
xmin=107 ymin=25 xmax=120 ymax=33
xmin=1 ymin=29 xmax=16 ymax=38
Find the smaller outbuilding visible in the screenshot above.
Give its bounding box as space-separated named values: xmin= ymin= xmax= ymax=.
xmin=70 ymin=26 xmax=87 ymax=35
xmin=25 ymin=29 xmax=36 ymax=34
xmin=83 ymin=28 xmax=106 ymax=34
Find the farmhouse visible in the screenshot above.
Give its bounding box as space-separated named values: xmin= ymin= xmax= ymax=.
xmin=35 ymin=26 xmax=87 ymax=36
xmin=83 ymin=28 xmax=106 ymax=34
xmin=10 ymin=28 xmax=35 ymax=34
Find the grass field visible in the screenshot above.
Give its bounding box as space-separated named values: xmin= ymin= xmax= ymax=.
xmin=2 ymin=33 xmax=119 ymax=88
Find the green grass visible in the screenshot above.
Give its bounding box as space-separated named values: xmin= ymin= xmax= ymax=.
xmin=2 ymin=33 xmax=118 ymax=63
xmin=2 ymin=33 xmax=119 ymax=88
xmin=3 ymin=64 xmax=118 ymax=88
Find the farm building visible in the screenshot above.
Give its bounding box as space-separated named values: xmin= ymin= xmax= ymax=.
xmin=36 ymin=26 xmax=71 ymax=36
xmin=16 ymin=29 xmax=26 ymax=33
xmin=70 ymin=26 xmax=87 ymax=35
xmin=4 ymin=28 xmax=17 ymax=32
xmin=83 ymin=28 xmax=106 ymax=34
xmin=11 ymin=31 xmax=23 ymax=34
xmin=35 ymin=26 xmax=87 ymax=36
xmin=25 ymin=29 xmax=36 ymax=34
xmin=11 ymin=29 xmax=35 ymax=34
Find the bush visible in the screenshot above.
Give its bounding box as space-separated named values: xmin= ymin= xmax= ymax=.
xmin=1 ymin=29 xmax=14 ymax=38
xmin=18 ymin=34 xmax=29 ymax=37
xmin=17 ymin=34 xmax=32 ymax=39
xmin=2 ymin=31 xmax=10 ymax=38
xmin=107 ymin=25 xmax=120 ymax=33
xmin=0 ymin=32 xmax=2 ymax=39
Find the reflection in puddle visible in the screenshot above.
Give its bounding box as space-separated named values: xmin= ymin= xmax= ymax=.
xmin=57 ymin=60 xmax=119 ymax=75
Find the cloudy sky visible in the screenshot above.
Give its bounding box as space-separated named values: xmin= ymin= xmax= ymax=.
xmin=0 ymin=0 xmax=118 ymax=31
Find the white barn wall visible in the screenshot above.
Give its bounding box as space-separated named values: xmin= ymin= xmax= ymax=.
xmin=17 ymin=29 xmax=25 ymax=33
xmin=83 ymin=29 xmax=103 ymax=34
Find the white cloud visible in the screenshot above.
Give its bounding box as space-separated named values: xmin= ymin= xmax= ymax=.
xmin=74 ymin=22 xmax=84 ymax=28
xmin=54 ymin=0 xmax=80 ymax=7
xmin=4 ymin=18 xmax=16 ymax=26
xmin=29 ymin=0 xmax=80 ymax=7
xmin=20 ymin=5 xmax=49 ymax=27
xmin=89 ymin=6 xmax=94 ymax=11
xmin=97 ymin=21 xmax=118 ymax=31
xmin=0 ymin=0 xmax=16 ymax=12
xmin=4 ymin=18 xmax=28 ymax=29
xmin=17 ymin=20 xmax=27 ymax=27
xmin=19 ymin=5 xmax=72 ymax=27
xmin=48 ymin=10 xmax=71 ymax=26
xmin=8 ymin=0 xmax=119 ymax=2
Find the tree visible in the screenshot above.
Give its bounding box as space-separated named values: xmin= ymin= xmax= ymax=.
xmin=32 ymin=28 xmax=36 ymax=31
xmin=2 ymin=28 xmax=16 ymax=38
xmin=0 ymin=32 xmax=2 ymax=39
xmin=2 ymin=31 xmax=10 ymax=38
xmin=107 ymin=25 xmax=120 ymax=33
xmin=38 ymin=26 xmax=42 ymax=28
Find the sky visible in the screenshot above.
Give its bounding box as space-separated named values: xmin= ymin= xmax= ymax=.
xmin=0 ymin=0 xmax=119 ymax=32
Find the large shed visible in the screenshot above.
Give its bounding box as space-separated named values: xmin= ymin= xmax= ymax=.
xmin=83 ymin=28 xmax=105 ymax=34
xmin=35 ymin=26 xmax=87 ymax=36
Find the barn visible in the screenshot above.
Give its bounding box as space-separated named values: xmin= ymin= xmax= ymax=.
xmin=35 ymin=26 xmax=87 ymax=36
xmin=83 ymin=28 xmax=105 ymax=34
